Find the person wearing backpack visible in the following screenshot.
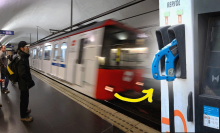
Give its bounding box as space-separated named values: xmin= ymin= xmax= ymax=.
xmin=0 ymin=45 xmax=10 ymax=94
xmin=17 ymin=41 xmax=35 ymax=122
xmin=13 ymin=50 xmax=17 ymax=60
xmin=9 ymin=50 xmax=18 ymax=85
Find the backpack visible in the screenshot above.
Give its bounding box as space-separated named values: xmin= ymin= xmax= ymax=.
xmin=6 ymin=56 xmax=19 ymax=83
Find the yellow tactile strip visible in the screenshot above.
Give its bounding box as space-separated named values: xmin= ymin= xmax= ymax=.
xmin=31 ymin=69 xmax=160 ymax=133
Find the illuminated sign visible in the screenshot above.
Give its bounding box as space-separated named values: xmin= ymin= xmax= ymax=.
xmin=0 ymin=30 xmax=14 ymax=35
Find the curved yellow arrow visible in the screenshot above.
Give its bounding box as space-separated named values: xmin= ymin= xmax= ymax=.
xmin=114 ymin=88 xmax=154 ymax=103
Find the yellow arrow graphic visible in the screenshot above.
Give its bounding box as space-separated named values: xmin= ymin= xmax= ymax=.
xmin=114 ymin=88 xmax=154 ymax=103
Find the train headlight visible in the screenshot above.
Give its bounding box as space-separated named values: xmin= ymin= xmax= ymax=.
xmin=136 ymin=82 xmax=144 ymax=86
xmin=105 ymin=86 xmax=114 ymax=92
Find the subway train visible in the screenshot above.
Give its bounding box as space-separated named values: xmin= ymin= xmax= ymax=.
xmin=29 ymin=19 xmax=148 ymax=100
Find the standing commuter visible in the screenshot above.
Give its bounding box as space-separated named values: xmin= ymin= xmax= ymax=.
xmin=17 ymin=41 xmax=35 ymax=122
xmin=0 ymin=43 xmax=2 ymax=107
xmin=0 ymin=45 xmax=10 ymax=94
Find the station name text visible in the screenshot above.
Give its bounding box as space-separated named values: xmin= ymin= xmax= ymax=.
xmin=167 ymin=0 xmax=180 ymax=8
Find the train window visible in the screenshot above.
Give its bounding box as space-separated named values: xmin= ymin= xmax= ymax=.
xmin=39 ymin=47 xmax=43 ymax=59
xmin=100 ymin=25 xmax=147 ymax=68
xmin=37 ymin=48 xmax=40 ymax=59
xmin=109 ymin=48 xmax=147 ymax=66
xmin=77 ymin=39 xmax=85 ymax=64
xmin=29 ymin=49 xmax=32 ymax=57
xmin=60 ymin=43 xmax=67 ymax=62
xmin=53 ymin=44 xmax=58 ymax=61
xmin=32 ymin=49 xmax=37 ymax=59
xmin=44 ymin=45 xmax=51 ymax=60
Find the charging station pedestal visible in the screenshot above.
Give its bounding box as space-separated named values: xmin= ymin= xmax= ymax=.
xmin=158 ymin=0 xmax=220 ymax=132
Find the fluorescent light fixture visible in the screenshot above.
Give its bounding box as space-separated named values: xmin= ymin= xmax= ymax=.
xmin=137 ymin=33 xmax=148 ymax=38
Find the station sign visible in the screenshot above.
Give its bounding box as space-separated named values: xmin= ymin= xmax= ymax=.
xmin=0 ymin=30 xmax=14 ymax=35
xmin=6 ymin=45 xmax=14 ymax=51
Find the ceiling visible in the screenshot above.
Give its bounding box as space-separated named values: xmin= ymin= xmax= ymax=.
xmin=0 ymin=0 xmax=159 ymax=47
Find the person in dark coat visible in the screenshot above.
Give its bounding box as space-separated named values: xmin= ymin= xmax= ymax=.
xmin=0 ymin=45 xmax=10 ymax=93
xmin=17 ymin=41 xmax=35 ymax=122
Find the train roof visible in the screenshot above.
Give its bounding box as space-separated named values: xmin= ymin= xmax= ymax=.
xmin=30 ymin=19 xmax=141 ymax=48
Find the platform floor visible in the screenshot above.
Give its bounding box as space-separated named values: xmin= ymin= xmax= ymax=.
xmin=0 ymin=74 xmax=124 ymax=133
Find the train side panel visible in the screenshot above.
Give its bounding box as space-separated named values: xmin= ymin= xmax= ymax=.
xmin=66 ymin=34 xmax=80 ymax=84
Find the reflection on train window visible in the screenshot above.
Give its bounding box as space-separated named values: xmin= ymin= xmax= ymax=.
xmin=39 ymin=47 xmax=43 ymax=59
xmin=32 ymin=49 xmax=37 ymax=59
xmin=100 ymin=25 xmax=148 ymax=68
xmin=61 ymin=43 xmax=67 ymax=62
xmin=110 ymin=48 xmax=147 ymax=66
xmin=77 ymin=39 xmax=84 ymax=64
xmin=44 ymin=45 xmax=51 ymax=60
xmin=53 ymin=44 xmax=58 ymax=61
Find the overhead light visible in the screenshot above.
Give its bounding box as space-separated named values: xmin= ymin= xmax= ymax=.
xmin=117 ymin=33 xmax=128 ymax=40
xmin=89 ymin=36 xmax=95 ymax=42
xmin=137 ymin=33 xmax=148 ymax=38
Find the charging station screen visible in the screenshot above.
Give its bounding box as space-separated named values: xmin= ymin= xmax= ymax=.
xmin=204 ymin=105 xmax=219 ymax=129
xmin=211 ymin=27 xmax=220 ymax=51
xmin=203 ymin=26 xmax=220 ymax=96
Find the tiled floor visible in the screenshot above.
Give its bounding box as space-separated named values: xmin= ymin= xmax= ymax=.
xmin=0 ymin=75 xmax=124 ymax=133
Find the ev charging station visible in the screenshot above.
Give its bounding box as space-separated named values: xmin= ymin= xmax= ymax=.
xmin=155 ymin=0 xmax=220 ymax=132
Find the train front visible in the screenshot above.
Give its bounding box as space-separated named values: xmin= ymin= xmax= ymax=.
xmin=96 ymin=24 xmax=148 ymax=100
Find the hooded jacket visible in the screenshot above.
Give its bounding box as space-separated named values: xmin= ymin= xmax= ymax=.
xmin=17 ymin=50 xmax=35 ymax=91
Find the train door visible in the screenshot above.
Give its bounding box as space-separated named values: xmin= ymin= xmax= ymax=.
xmin=38 ymin=46 xmax=43 ymax=71
xmin=43 ymin=44 xmax=52 ymax=74
xmin=51 ymin=41 xmax=59 ymax=77
xmin=57 ymin=38 xmax=68 ymax=80
xmin=83 ymin=45 xmax=100 ymax=87
xmin=66 ymin=35 xmax=79 ymax=84
xmin=75 ymin=31 xmax=101 ymax=87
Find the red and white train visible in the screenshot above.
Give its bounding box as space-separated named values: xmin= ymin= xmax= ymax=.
xmin=29 ymin=19 xmax=148 ymax=100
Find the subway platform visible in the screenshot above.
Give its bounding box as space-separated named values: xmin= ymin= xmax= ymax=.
xmin=0 ymin=70 xmax=159 ymax=133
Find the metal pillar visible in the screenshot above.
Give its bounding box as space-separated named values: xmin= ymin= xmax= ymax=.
xmin=37 ymin=26 xmax=39 ymax=42
xmin=71 ymin=0 xmax=73 ymax=31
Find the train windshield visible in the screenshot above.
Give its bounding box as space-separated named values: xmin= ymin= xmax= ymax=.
xmin=99 ymin=25 xmax=148 ymax=69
